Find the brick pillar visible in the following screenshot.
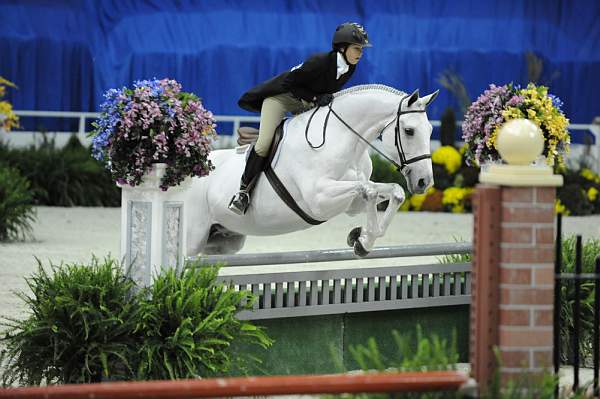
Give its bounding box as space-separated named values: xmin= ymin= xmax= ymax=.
xmin=471 ymin=118 xmax=563 ymax=392
xmin=498 ymin=186 xmax=555 ymax=381
xmin=470 ymin=185 xmax=501 ymax=388
xmin=471 ymin=184 xmax=557 ymax=391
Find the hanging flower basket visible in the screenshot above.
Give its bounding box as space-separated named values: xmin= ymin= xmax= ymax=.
xmin=462 ymin=83 xmax=570 ymax=167
xmin=90 ymin=78 xmax=217 ymax=191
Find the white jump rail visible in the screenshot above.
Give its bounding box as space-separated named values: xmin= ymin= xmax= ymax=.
xmin=191 ymin=243 xmax=473 ymax=320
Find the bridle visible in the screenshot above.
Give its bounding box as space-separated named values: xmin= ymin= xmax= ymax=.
xmin=305 ymin=94 xmax=431 ymax=172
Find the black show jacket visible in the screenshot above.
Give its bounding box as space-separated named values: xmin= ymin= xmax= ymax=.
xmin=238 ymin=51 xmax=356 ymax=113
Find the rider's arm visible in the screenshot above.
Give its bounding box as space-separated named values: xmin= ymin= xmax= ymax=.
xmin=282 ymin=54 xmax=326 ymax=103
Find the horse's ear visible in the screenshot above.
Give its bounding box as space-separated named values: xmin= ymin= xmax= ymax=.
xmin=420 ymin=90 xmax=440 ymax=107
xmin=407 ymin=89 xmax=420 ymax=107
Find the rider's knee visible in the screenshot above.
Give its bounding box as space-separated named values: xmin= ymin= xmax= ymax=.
xmin=254 ymin=143 xmax=269 ymax=157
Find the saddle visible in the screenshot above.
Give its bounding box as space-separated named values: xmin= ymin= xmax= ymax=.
xmin=236 ymin=125 xmax=283 ymax=167
xmin=236 ymin=122 xmax=325 ymax=225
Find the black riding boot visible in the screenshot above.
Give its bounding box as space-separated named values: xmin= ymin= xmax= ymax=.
xmin=228 ymin=147 xmax=266 ymax=215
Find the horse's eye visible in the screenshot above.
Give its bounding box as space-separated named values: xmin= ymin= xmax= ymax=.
xmin=405 ymin=128 xmax=415 ymax=136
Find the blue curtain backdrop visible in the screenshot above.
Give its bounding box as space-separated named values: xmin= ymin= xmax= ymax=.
xmin=1 ymin=0 xmax=599 ymax=134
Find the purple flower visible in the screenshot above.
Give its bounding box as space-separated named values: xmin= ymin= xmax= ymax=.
xmin=461 ymin=83 xmax=516 ymax=165
xmin=90 ymin=78 xmax=217 ymax=189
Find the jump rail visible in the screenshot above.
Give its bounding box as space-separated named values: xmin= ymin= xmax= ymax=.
xmin=0 ymin=371 xmax=470 ymax=399
xmin=193 ymin=242 xmax=472 ymax=266
xmin=195 ymin=242 xmax=473 ymax=320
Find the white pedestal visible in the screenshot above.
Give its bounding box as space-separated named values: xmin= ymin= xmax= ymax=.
xmin=120 ymin=163 xmax=189 ymax=285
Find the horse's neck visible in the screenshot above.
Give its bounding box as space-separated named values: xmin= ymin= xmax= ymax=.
xmin=329 ymin=92 xmax=396 ymax=157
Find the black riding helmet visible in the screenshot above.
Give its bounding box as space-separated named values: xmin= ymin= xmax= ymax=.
xmin=332 ymin=22 xmax=372 ymax=49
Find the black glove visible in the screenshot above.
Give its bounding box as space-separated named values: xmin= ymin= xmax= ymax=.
xmin=316 ymin=93 xmax=333 ymax=107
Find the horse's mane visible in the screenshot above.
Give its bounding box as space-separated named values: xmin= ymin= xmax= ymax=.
xmin=334 ymin=84 xmax=407 ymax=98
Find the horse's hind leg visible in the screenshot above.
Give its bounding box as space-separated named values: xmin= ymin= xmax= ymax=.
xmin=203 ymin=224 xmax=247 ymax=255
xmin=186 ymin=223 xmax=211 ymax=257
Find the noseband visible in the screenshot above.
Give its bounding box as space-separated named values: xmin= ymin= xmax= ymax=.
xmin=306 ymin=94 xmax=431 ymax=172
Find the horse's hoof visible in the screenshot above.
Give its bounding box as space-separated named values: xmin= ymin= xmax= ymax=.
xmin=353 ymin=240 xmax=370 ymax=258
xmin=347 ymin=227 xmax=362 ymax=247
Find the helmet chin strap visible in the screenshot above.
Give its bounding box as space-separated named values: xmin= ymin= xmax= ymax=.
xmin=339 ymin=49 xmax=350 ymax=64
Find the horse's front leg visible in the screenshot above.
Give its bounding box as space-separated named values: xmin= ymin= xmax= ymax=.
xmin=311 ymin=179 xmax=367 ymax=220
xmin=355 ymin=182 xmax=406 ymax=254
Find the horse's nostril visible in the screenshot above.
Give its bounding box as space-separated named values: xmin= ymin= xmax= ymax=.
xmin=418 ymin=178 xmax=426 ymax=188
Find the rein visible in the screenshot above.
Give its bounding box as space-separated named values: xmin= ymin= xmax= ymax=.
xmin=304 ymin=94 xmax=431 ymax=172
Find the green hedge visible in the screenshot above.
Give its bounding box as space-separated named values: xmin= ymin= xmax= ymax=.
xmin=0 ymin=135 xmax=120 ymax=207
xmin=0 ymin=164 xmax=36 ymax=241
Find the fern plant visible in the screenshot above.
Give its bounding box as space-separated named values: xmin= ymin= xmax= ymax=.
xmin=134 ymin=262 xmax=273 ymax=379
xmin=0 ymin=256 xmax=138 ymax=385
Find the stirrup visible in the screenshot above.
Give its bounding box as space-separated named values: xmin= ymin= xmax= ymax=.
xmin=228 ymin=190 xmax=250 ymax=215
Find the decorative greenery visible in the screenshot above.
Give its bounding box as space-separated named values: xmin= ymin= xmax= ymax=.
xmin=0 ymin=257 xmax=272 ymax=386
xmin=0 ymin=165 xmax=36 ymax=241
xmin=332 ymin=327 xmax=591 ymax=399
xmin=462 ymin=83 xmax=570 ymax=167
xmin=0 ymin=256 xmax=138 ymax=385
xmin=483 ymin=348 xmax=592 ymax=399
xmin=329 ymin=325 xmax=459 ymax=399
xmin=559 ymin=235 xmax=600 ymax=367
xmin=0 ymin=76 xmax=19 ymax=132
xmin=90 ymin=78 xmax=217 ymax=191
xmin=0 ymin=135 xmax=120 ymax=206
xmin=135 ymin=262 xmax=273 ymax=379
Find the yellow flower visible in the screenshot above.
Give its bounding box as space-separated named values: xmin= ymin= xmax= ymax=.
xmin=0 ymin=77 xmax=19 ymax=131
xmin=588 ymin=187 xmax=599 ymax=202
xmin=406 ymin=187 xmax=436 ymax=211
xmin=0 ymin=101 xmax=19 ymax=131
xmin=442 ymin=187 xmax=473 ymax=213
xmin=555 ymin=199 xmax=570 ymax=215
xmin=497 ymin=83 xmax=571 ymax=168
xmin=399 ymin=199 xmax=411 ymax=212
xmin=581 ymin=168 xmax=600 ymax=184
xmin=431 ymin=146 xmax=462 ymax=174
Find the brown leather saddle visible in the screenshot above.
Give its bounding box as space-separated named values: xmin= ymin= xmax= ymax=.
xmin=236 ymin=122 xmax=325 ymax=225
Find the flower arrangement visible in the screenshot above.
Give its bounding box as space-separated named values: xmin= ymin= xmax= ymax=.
xmin=462 ymin=83 xmax=570 ymax=167
xmin=91 ymin=78 xmax=216 ymax=191
xmin=557 ymin=166 xmax=600 ymax=216
xmin=0 ymin=77 xmax=20 ymax=132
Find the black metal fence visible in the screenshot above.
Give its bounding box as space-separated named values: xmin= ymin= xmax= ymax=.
xmin=554 ymin=213 xmax=600 ymax=396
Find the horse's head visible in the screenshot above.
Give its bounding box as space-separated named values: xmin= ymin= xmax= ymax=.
xmin=380 ymin=89 xmax=439 ymax=194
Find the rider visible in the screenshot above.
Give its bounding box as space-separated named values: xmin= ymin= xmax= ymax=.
xmin=228 ymin=22 xmax=372 ymax=215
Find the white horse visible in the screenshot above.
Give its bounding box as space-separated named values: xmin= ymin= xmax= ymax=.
xmin=186 ymin=84 xmax=438 ymax=256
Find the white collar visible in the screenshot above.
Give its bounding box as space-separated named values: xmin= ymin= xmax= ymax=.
xmin=336 ymin=52 xmax=349 ymax=79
